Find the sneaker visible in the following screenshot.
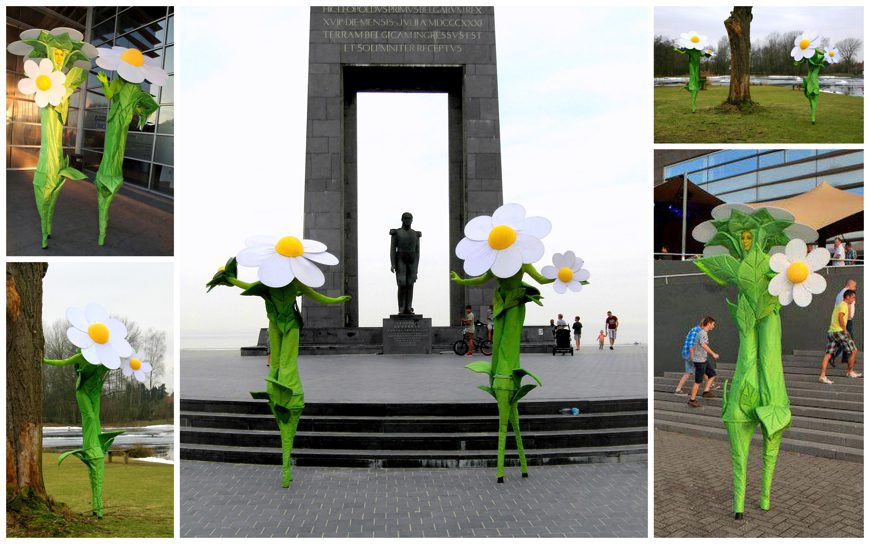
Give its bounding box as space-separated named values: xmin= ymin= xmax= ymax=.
xmin=847 ymin=371 xmax=863 ymax=378
xmin=818 ymin=376 xmax=833 ymax=385
xmin=465 ymin=352 xmax=473 ymax=356
xmin=674 ymin=389 xmax=687 ymax=396
xmin=609 ymin=346 xmax=614 ymax=350
xmin=701 ymin=390 xmax=714 ymax=398
xmin=687 ymin=398 xmax=701 ymax=408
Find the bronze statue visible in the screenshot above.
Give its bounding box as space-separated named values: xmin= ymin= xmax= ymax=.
xmin=390 ymin=212 xmax=421 ymax=315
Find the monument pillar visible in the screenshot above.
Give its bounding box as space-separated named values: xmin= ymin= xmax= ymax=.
xmin=303 ymin=6 xmax=504 ymax=328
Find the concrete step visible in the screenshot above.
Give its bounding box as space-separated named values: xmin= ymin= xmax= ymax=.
xmin=654 ymin=420 xmax=862 ymax=462
xmin=653 ymin=385 xmax=862 ymax=413
xmin=179 ymin=442 xmax=648 ymax=468
xmin=793 ymin=349 xmax=863 ymax=361
xmin=716 ymin=363 xmax=864 ymax=376
xmin=653 ymin=391 xmax=863 ymax=423
xmin=655 ymin=378 xmax=863 ymax=403
xmin=662 ymin=371 xmax=865 ymax=392
xmin=655 ymin=407 xmax=862 ymax=449
xmin=654 ymin=399 xmax=862 ymax=436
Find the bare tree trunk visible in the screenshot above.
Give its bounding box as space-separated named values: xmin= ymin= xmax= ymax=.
xmin=6 ymin=263 xmax=49 ymax=502
xmin=724 ymin=6 xmax=753 ymax=105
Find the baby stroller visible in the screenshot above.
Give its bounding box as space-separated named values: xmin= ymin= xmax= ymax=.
xmin=553 ymin=328 xmax=574 ymax=356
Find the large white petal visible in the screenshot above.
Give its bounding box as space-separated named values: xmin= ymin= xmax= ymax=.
xmin=85 ymin=303 xmax=108 ymax=324
xmin=290 ymin=256 xmax=326 ymax=287
xmin=81 ymin=345 xmax=101 ymax=366
xmin=51 ymin=27 xmax=84 ymax=41
xmin=803 ymin=273 xmax=826 ymax=295
xmin=140 ymin=361 xmax=153 ymax=374
xmin=567 ymin=280 xmax=582 ymax=292
xmin=302 ymin=239 xmax=327 ymax=253
xmin=105 ymin=318 xmax=128 ymax=341
xmin=132 ymin=370 xmax=147 ymax=383
xmin=50 ymin=71 xmax=66 ymax=87
xmin=463 ymin=245 xmax=497 ymax=276
xmin=304 ymin=251 xmax=339 ymax=265
xmin=769 ymin=252 xmax=790 ymax=273
xmin=96 ymin=343 xmax=121 ymax=369
xmin=490 ymin=245 xmax=523 ymax=278
xmin=805 ymin=248 xmax=831 ymax=271
xmin=541 ymin=265 xmax=557 ymax=279
xmin=23 ymin=59 xmax=40 ymax=79
xmin=95 ymin=53 xmax=120 ymax=71
xmin=140 ymin=63 xmax=168 ymax=86
xmin=711 ymin=203 xmax=753 ymax=220
xmin=768 ymin=272 xmax=790 ymax=296
xmin=703 ymin=245 xmax=730 ymax=257
xmin=117 ymin=62 xmax=145 ymax=83
xmin=785 ymin=238 xmax=807 ymax=261
xmin=37 ymin=58 xmax=53 ymax=75
xmin=245 ymin=235 xmax=278 ymax=247
xmin=67 ymin=327 xmax=94 ymax=349
xmin=574 ymin=268 xmax=591 ymax=282
xmin=19 ymin=29 xmax=45 ymax=40
xmin=455 ymin=237 xmax=481 ymax=260
xmin=7 ymin=41 xmax=33 ymax=55
xmin=553 ymin=281 xmax=567 ymax=294
xmin=491 ymin=203 xmax=526 ymax=228
xmin=760 ymin=206 xmax=795 ymax=222
xmin=778 ymin=286 xmax=794 ymax=306
xmin=258 ymin=254 xmax=295 ymax=287
xmin=464 ymin=215 xmax=493 ymax=240
xmin=34 ymin=92 xmax=49 ymax=108
xmin=793 ymin=282 xmax=812 ymax=307
xmin=517 ymin=216 xmax=551 ymax=239
xmin=121 ymin=364 xmax=133 ymax=377
xmin=237 ymin=244 xmax=275 ymax=267
xmin=81 ymin=42 xmax=99 ymax=58
xmin=791 ymin=47 xmax=803 ymax=62
xmin=515 ymin=233 xmax=545 ymax=263
xmin=112 ymin=337 xmax=133 ymax=358
xmin=17 ymin=77 xmax=36 ymax=95
xmin=66 ymin=306 xmax=89 ymax=331
xmin=692 ymin=221 xmax=717 ymax=243
xmin=47 ymin=87 xmax=64 ymax=106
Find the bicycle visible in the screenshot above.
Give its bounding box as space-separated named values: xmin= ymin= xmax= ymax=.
xmin=453 ymin=323 xmax=493 ymax=356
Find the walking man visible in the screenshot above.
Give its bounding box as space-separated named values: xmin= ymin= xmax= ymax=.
xmin=605 ymin=311 xmax=619 ymax=350
xmin=675 ymin=317 xmax=714 ymax=395
xmin=832 ymin=279 xmax=858 ymax=367
xmin=572 ymin=316 xmax=583 ymax=349
xmin=819 ymin=289 xmax=861 ymax=384
xmin=688 ymin=317 xmax=719 ymax=408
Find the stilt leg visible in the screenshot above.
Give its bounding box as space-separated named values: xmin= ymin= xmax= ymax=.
xmin=724 ymin=420 xmax=756 ymax=516
xmin=759 ymin=428 xmax=783 ymax=510
xmin=495 ymin=388 xmax=511 ymax=482
xmin=275 ymin=406 xmax=303 ymax=488
xmin=509 ymin=403 xmax=528 ymax=477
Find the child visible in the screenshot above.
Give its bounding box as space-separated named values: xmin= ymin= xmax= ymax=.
xmin=597 ymin=330 xmax=606 ymax=350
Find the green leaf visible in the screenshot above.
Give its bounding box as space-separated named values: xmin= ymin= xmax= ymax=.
xmin=721 ymin=380 xmax=729 ymax=418
xmin=206 ymin=257 xmax=238 ymax=292
xmin=133 ymin=91 xmax=159 ymax=130
xmin=99 ymin=430 xmax=126 ymax=453
xmin=694 ymin=254 xmax=740 ymax=286
xmin=59 ymin=166 xmax=87 ymax=180
xmin=465 ymin=361 xmax=493 ymax=374
xmin=58 ymin=448 xmax=85 ymax=465
xmin=250 ymin=391 xmax=270 ymax=400
xmin=511 ymin=383 xmax=537 ymax=404
xmin=477 ymin=385 xmax=496 ymax=399
xmin=756 ymin=404 xmax=791 ymax=436
xmin=738 ymin=381 xmax=759 ymax=416
xmin=513 ymin=367 xmax=542 ymax=387
xmin=736 ymin=248 xmax=771 ymax=310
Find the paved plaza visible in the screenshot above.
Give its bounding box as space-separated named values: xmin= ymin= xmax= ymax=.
xmin=181 ymin=345 xmax=647 ymax=402
xmin=654 ymin=430 xmax=863 ymax=538
xmin=181 ymin=461 xmax=647 ymax=538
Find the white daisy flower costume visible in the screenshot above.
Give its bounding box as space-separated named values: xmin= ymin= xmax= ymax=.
xmin=18 ymin=59 xmax=66 ymax=108
xmin=541 ymin=251 xmax=590 ymax=294
xmin=96 ymin=46 xmax=168 ymax=85
xmin=768 ymin=238 xmax=829 ymax=307
xmin=65 ymin=303 xmax=133 ymax=369
xmin=455 ymin=203 xmax=551 ymax=278
xmin=823 ymin=47 xmax=841 ymax=64
xmin=122 ymin=352 xmax=153 ymax=383
xmin=704 ymin=48 xmax=716 ymax=57
xmin=679 ymin=31 xmax=708 ymax=50
xmin=237 ymin=235 xmax=339 ymax=288
xmin=791 ymin=32 xmax=820 ymax=61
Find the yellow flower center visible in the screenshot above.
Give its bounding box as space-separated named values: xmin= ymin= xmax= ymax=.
xmin=275 ymin=236 xmax=305 ymax=257
xmin=799 ymin=38 xmax=810 ymax=50
xmin=487 ymin=225 xmax=517 ymax=250
xmin=121 ymin=48 xmax=145 ymax=67
xmin=690 ymin=35 xmax=700 ymax=43
xmin=786 ymin=261 xmax=809 ymax=284
xmin=557 ymin=267 xmax=574 ymax=283
xmin=35 ymin=74 xmax=52 ymax=91
xmin=129 ymin=358 xmax=142 ymax=371
xmin=828 ymin=50 xmax=835 ymax=57
xmin=87 ymin=323 xmax=110 ymax=344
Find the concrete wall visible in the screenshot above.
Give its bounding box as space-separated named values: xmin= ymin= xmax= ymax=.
xmin=654 ymin=260 xmax=863 ymax=376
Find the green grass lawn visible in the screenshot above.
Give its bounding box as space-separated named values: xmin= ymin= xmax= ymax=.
xmin=28 ymin=453 xmax=173 ymax=537
xmin=654 ymin=85 xmax=864 ymax=143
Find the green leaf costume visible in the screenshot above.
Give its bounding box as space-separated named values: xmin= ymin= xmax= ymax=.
xmin=795 ymin=49 xmax=825 ymax=124
xmin=675 ymin=47 xmax=713 ymax=113
xmin=43 ymin=353 xmax=124 ymax=518
xmin=452 ymin=263 xmax=581 ymax=482
xmin=693 ymin=207 xmax=803 ymax=517
xmin=10 ymin=30 xmax=92 ymax=248
xmin=208 ymin=258 xmax=350 ymax=487
xmin=94 ymin=73 xmax=159 ymax=245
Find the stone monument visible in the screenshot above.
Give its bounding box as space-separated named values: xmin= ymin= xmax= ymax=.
xmin=384 ymin=211 xmax=431 ymax=353
xmin=301 ymin=6 xmax=505 ymax=330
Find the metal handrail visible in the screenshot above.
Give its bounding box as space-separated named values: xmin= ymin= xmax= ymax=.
xmin=655 ymin=263 xmax=864 ymax=282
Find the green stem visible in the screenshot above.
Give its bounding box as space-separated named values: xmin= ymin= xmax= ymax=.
xmin=34 ymin=107 xmax=65 ymax=248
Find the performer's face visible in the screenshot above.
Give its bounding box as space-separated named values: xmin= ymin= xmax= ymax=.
xmin=740 ymin=230 xmax=753 ymax=251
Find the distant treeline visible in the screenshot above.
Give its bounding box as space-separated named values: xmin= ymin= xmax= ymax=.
xmin=654 ymin=33 xmax=864 ymax=77
xmin=42 ymin=318 xmax=172 ymax=425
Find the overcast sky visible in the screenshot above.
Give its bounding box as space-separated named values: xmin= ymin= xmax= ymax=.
xmin=178 ymin=6 xmax=649 ymax=348
xmin=40 ymin=261 xmax=175 ymax=391
xmin=655 ymin=6 xmax=864 ymax=60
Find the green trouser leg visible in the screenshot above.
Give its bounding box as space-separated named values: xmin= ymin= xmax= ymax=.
xmin=274 ymin=406 xmax=303 ymax=488
xmin=725 ymin=420 xmax=756 ymax=515
xmin=759 ymin=429 xmax=783 ymax=510
xmin=691 ymin=90 xmax=698 ymax=113
xmin=97 ymin=190 xmax=115 ymax=246
xmin=809 ymin=96 xmax=818 ymax=125
xmin=86 ymin=457 xmax=105 ymax=517
xmin=494 ymin=388 xmax=512 ymax=481
xmin=509 ymin=403 xmax=528 ymax=476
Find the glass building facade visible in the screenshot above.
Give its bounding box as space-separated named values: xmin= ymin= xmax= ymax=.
xmin=6 ymin=6 xmax=174 ymax=197
xmin=663 ymin=149 xmax=863 ymax=204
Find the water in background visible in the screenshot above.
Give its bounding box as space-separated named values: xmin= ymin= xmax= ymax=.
xmin=43 ymin=424 xmax=174 ymax=462
xmin=654 ymin=75 xmax=864 ymax=97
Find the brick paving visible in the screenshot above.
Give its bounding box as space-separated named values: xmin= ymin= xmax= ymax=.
xmin=181 ymin=461 xmax=647 ymax=538
xmin=654 ymin=430 xmax=863 ymax=538
xmin=181 ymin=345 xmax=647 ymax=402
